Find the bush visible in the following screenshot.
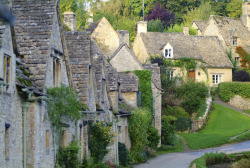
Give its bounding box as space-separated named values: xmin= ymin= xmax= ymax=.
xmin=89 ymin=121 xmax=114 ymax=162
xmin=210 ymin=86 xmax=218 ymax=100
xmin=163 ymin=106 xmax=189 ymax=118
xmin=148 ymin=19 xmax=165 ymax=32
xmin=57 ymin=141 xmax=79 ymax=168
xmin=218 ymin=82 xmax=250 ymax=102
xmin=161 ymin=116 xmax=176 ymax=145
xmin=130 ymin=151 xmax=148 ymax=164
xmin=176 ymin=81 xmax=208 ymax=114
xmin=147 ymin=126 xmax=160 ymax=150
xmin=233 ymin=70 xmax=250 ymax=81
xmin=118 ymin=142 xmax=129 ymax=167
xmin=144 ymin=146 xmax=157 ymax=158
xmin=175 ymin=117 xmax=192 ymax=132
xmin=204 ymin=152 xmax=230 ymax=166
xmin=128 ymin=108 xmax=151 ymax=152
xmin=232 ymin=158 xmax=250 ymax=168
xmin=195 ymin=100 xmax=207 ymax=119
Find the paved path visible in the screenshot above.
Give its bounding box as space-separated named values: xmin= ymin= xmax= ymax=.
xmin=135 ymin=141 xmax=250 ymax=168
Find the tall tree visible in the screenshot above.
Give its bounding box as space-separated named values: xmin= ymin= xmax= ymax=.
xmin=226 ymin=0 xmax=242 ymax=18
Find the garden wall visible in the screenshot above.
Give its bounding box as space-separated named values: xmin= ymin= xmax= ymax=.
xmin=229 ymin=95 xmax=250 ymax=110
xmin=192 ymin=97 xmax=212 ymax=132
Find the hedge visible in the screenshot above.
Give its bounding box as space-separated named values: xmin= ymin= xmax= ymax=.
xmin=218 ymin=82 xmax=250 ymax=102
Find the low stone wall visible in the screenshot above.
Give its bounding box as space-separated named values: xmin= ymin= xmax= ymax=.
xmin=192 ymin=97 xmax=212 ymax=132
xmin=229 ymin=95 xmax=250 ymax=110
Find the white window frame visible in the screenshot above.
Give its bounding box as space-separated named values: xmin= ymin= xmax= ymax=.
xmin=233 ymin=37 xmax=238 ymax=46
xmin=235 ymin=57 xmax=239 ymax=64
xmin=212 ymin=74 xmax=223 ymax=84
xmin=167 ymin=70 xmax=174 ymax=80
xmin=164 ymin=48 xmax=173 ymax=58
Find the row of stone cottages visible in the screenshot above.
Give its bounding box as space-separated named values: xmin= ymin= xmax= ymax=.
xmin=0 ymin=0 xmax=162 ymax=167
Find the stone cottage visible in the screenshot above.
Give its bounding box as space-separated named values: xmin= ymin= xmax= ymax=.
xmin=191 ymin=20 xmax=207 ymax=35
xmin=133 ymin=22 xmax=233 ymax=86
xmin=201 ymin=2 xmax=250 ymax=67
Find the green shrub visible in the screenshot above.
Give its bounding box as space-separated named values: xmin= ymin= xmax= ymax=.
xmin=89 ymin=121 xmax=114 ymax=162
xmin=158 ymin=144 xmax=176 ymax=151
xmin=204 ymin=152 xmax=230 ymax=166
xmin=118 ymin=142 xmax=129 ymax=167
xmin=218 ymin=82 xmax=250 ymax=102
xmin=232 ymin=158 xmax=250 ymax=168
xmin=130 ymin=151 xmax=148 ymax=164
xmin=195 ymin=100 xmax=207 ymax=119
xmin=175 ymin=117 xmax=192 ymax=132
xmin=163 ymin=106 xmax=189 ymax=118
xmin=161 ymin=116 xmax=176 ymax=145
xmin=162 ymin=115 xmax=177 ymax=125
xmin=134 ymin=70 xmax=153 ymax=113
xmin=148 ymin=19 xmax=165 ymax=32
xmin=176 ymin=81 xmax=208 ymax=114
xmin=57 ymin=141 xmax=79 ymax=168
xmin=128 ymin=108 xmax=151 ymax=152
xmin=147 ymin=125 xmax=160 ymax=150
xmin=144 ymin=146 xmax=157 ymax=158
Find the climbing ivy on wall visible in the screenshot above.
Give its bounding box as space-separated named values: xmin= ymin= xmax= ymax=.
xmin=235 ymin=47 xmax=250 ymax=68
xmin=46 ymin=85 xmax=83 ymax=131
xmin=134 ymin=70 xmax=153 ymax=113
xmin=218 ymin=82 xmax=250 ymax=102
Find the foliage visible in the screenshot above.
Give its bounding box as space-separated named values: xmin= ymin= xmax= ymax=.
xmin=179 ymin=103 xmax=250 ymax=150
xmin=134 ymin=70 xmax=153 ymax=113
xmin=161 ymin=116 xmax=176 ymax=145
xmin=57 ymin=141 xmax=79 ymax=168
xmin=147 ymin=19 xmax=165 ymax=32
xmin=144 ymin=146 xmax=157 ymax=158
xmin=226 ymin=49 xmax=237 ymax=72
xmin=129 ymin=151 xmax=148 ymax=164
xmin=229 ymin=131 xmax=250 ymax=143
xmin=183 ymin=1 xmax=215 ymax=25
xmin=195 ymin=100 xmax=207 ymax=119
xmin=166 ymin=24 xmax=198 ymax=35
xmin=175 ymin=117 xmax=192 ymax=132
xmin=46 ymin=85 xmax=83 ymax=131
xmin=81 ymin=158 xmax=116 ymax=168
xmin=176 ymin=81 xmax=208 ymax=114
xmin=210 ymin=86 xmax=218 ymax=100
xmin=218 ymin=82 xmax=250 ymax=102
xmin=89 ymin=121 xmax=114 ymax=162
xmin=157 ymin=135 xmax=183 ymax=155
xmin=147 ymin=125 xmax=160 ymax=150
xmin=163 ymin=106 xmax=189 ymax=118
xmin=128 ymin=108 xmax=152 ymax=152
xmin=145 ymin=3 xmax=175 ymax=29
xmin=205 ymin=152 xmax=230 ymax=166
xmin=226 ymin=0 xmax=242 ymax=18
xmin=233 ymin=70 xmax=250 ymax=81
xmin=243 ymin=110 xmax=250 ymax=115
xmin=232 ymin=158 xmax=250 ymax=168
xmin=118 ymin=142 xmax=129 ymax=167
xmin=235 ymin=47 xmax=250 ymax=69
xmin=60 ymin=0 xmax=87 ymax=30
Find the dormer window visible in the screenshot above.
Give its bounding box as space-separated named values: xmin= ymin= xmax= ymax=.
xmin=163 ymin=43 xmax=173 ymax=58
xmin=233 ymin=37 xmax=238 ymax=46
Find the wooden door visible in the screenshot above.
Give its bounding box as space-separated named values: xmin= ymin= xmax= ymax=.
xmin=188 ymin=71 xmax=195 ymax=81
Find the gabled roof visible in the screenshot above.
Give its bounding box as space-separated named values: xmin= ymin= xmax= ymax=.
xmin=207 ymin=15 xmax=250 ymax=52
xmin=192 ymin=20 xmax=207 ymax=33
xmin=13 ymin=0 xmax=56 ymax=90
xmin=140 ymin=32 xmax=233 ymax=68
xmin=106 ymin=62 xmax=118 ymax=91
xmin=118 ymin=72 xmax=138 ymax=92
xmin=65 ymin=31 xmax=91 ymax=103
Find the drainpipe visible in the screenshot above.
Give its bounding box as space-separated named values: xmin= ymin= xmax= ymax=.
xmin=22 ymin=88 xmax=33 ymax=168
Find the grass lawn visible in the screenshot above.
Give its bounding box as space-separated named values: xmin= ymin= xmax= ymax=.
xmin=179 ymin=103 xmax=250 ymax=150
xmin=243 ymin=110 xmax=250 ymax=115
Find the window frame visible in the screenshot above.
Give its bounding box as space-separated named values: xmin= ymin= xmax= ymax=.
xmin=233 ymin=37 xmax=238 ymax=46
xmin=212 ymin=74 xmax=223 ymax=84
xmin=164 ymin=48 xmax=173 ymax=58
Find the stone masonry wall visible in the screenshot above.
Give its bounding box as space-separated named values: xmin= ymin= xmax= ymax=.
xmin=230 ymin=95 xmax=250 ymax=110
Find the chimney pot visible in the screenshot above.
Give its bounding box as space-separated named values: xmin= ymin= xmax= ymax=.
xmin=183 ymin=26 xmax=189 ymax=35
xmin=137 ymin=21 xmax=147 ymax=33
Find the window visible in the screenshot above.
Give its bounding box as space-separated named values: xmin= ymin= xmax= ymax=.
xmin=167 ymin=70 xmax=174 ymax=79
xmin=212 ymin=74 xmax=223 ymax=84
xmin=235 ymin=57 xmax=240 ymax=64
xmin=101 ymin=78 xmax=106 ymax=103
xmin=164 ymin=49 xmax=173 ymax=58
xmin=53 ymin=58 xmax=61 ymax=87
xmin=5 ymin=124 xmax=10 ymax=160
xmin=233 ymin=37 xmax=238 ymax=46
xmin=46 ymin=130 xmax=49 ymax=155
xmin=3 ymin=55 xmax=11 ymax=92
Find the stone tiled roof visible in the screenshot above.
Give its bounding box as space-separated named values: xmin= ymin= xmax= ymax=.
xmin=65 ymin=31 xmax=91 ymax=104
xmin=209 ymin=15 xmax=250 ymax=52
xmin=143 ymin=64 xmax=162 ymax=90
xmin=0 ymin=19 xmax=6 ymax=48
xmin=106 ymin=62 xmax=118 ymax=91
xmin=192 ymin=20 xmax=207 ymax=33
xmin=118 ymin=72 xmax=138 ymax=92
xmin=87 ymin=19 xmax=101 ymax=33
xmin=140 ymin=32 xmax=233 ymax=68
xmin=12 ymin=0 xmax=56 ymax=90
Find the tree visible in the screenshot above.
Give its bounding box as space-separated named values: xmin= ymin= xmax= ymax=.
xmin=146 ymin=3 xmax=175 ymax=30
xmin=147 ymin=19 xmax=165 ymax=32
xmin=226 ymin=0 xmax=242 ymax=18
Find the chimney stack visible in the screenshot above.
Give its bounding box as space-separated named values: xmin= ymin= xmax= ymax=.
xmin=241 ymin=1 xmax=250 ymax=31
xmin=63 ymin=11 xmax=76 ymax=31
xmin=183 ymin=26 xmax=189 ymax=35
xmin=137 ymin=21 xmax=147 ymax=33
xmin=86 ymin=7 xmax=93 ymax=24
